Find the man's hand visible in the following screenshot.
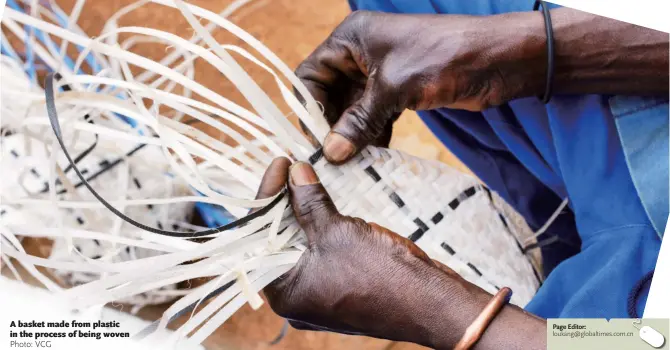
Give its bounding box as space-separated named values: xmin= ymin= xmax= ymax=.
xmin=296 ymin=9 xmax=668 ymax=165
xmin=255 ymin=158 xmax=547 ymax=348
xmin=256 ymin=158 xmax=480 ymax=347
xmin=254 ymin=158 xmax=545 ymax=348
xmin=296 ymin=10 xmax=547 ymax=164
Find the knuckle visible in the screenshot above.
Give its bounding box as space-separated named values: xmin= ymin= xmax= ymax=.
xmin=331 ymin=11 xmax=371 ymax=46
xmin=374 ymin=70 xmax=408 ymax=98
xmin=402 ymin=73 xmax=435 ymax=109
xmin=345 ymin=103 xmax=388 ymax=141
xmin=296 ymin=195 xmax=333 ymax=221
xmin=341 ymin=10 xmax=371 ymax=32
xmin=346 ymin=10 xmax=368 ymax=21
xmin=320 ymin=216 xmax=367 ymax=248
xmin=337 ymin=217 xmax=365 ymax=237
xmin=295 ymin=58 xmax=319 ymax=81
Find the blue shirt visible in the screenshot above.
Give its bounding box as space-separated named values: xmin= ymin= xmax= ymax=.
xmin=349 ymin=0 xmax=668 ymax=318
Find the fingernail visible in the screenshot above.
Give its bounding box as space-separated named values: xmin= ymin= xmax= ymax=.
xmin=323 ymin=132 xmax=355 ymax=163
xmin=290 ymin=162 xmax=319 ymax=186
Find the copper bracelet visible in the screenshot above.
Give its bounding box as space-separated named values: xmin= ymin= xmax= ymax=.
xmin=453 ymin=287 xmax=513 ymax=350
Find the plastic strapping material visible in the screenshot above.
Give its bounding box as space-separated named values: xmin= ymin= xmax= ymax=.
xmin=39 ymin=77 xmax=100 ymax=193
xmin=44 ymin=72 xmax=286 ymax=238
xmin=132 ymin=280 xmax=236 ymax=340
xmin=236 ymin=268 xmax=264 ymax=310
xmin=2 ymin=2 xmax=546 ymax=343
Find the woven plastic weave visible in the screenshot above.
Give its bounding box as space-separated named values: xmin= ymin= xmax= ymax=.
xmin=307 ymin=147 xmax=540 ymax=305
xmin=0 ymin=0 xmax=543 ymax=343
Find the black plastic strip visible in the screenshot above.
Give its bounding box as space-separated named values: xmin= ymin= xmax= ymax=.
xmin=56 ymin=76 xmax=100 ymax=176
xmin=364 ymin=166 xmax=381 ymax=182
xmin=308 ymin=148 xmax=323 ymax=165
xmin=407 ymin=228 xmax=424 ymax=242
xmin=467 ymin=262 xmax=483 ymax=276
xmin=62 ymin=123 xmax=98 ymax=174
xmin=413 ymin=218 xmax=429 ymax=233
xmin=482 ymin=186 xmax=493 ymax=201
xmin=463 ymin=186 xmax=476 ymax=198
xmin=440 ymin=242 xmax=456 ymax=255
xmin=41 ymin=143 xmax=147 ymax=195
xmin=45 ymin=73 xmax=286 ymax=238
xmin=498 ymin=213 xmax=509 ymax=228
xmin=40 ymin=100 xmax=200 ymax=195
xmin=389 ymin=192 xmax=405 ymax=208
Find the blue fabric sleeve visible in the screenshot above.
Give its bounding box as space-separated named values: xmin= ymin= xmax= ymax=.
xmin=346 ymin=0 xmax=666 ymax=319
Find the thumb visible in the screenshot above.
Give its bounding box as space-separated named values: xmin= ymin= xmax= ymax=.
xmin=288 ymin=162 xmax=339 ymax=243
xmin=323 ymin=76 xmax=396 ymax=164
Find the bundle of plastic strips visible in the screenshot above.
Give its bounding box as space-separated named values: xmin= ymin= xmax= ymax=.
xmin=1 ymin=0 xmax=264 ymax=311
xmin=0 ymin=0 xmax=548 ymax=345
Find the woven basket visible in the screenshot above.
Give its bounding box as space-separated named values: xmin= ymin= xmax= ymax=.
xmin=307 ymin=147 xmax=541 ymax=305
xmin=0 ymin=0 xmax=543 ymax=344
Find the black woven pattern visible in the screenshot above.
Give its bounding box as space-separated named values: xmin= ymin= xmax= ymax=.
xmin=354 ymin=158 xmax=493 ymax=282
xmin=356 ymin=157 xmax=542 ymax=288
xmin=45 ymin=73 xmax=287 ymax=238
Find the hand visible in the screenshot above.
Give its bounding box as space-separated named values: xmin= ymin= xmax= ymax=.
xmin=295 ymin=10 xmax=546 ymax=164
xmin=255 ymin=158 xmax=547 ymax=349
xmin=296 ymin=9 xmax=669 ymax=165
xmin=256 ymin=158 xmax=495 ymax=348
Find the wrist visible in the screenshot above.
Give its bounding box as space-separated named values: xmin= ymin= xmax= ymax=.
xmin=408 ymin=267 xmax=547 ymax=350
xmin=399 ymin=266 xmax=492 ymax=349
xmin=484 ymin=11 xmax=549 ymax=101
xmin=489 ymin=7 xmax=668 ymax=97
xmin=438 ymin=10 xmax=549 ymax=106
xmin=376 ymin=259 xmax=547 ymax=349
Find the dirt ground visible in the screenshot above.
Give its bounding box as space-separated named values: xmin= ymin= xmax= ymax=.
xmin=18 ymin=0 xmax=472 ymax=349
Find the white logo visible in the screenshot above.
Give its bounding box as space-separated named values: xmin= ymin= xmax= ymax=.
xmin=634 ymin=319 xmax=666 ymax=348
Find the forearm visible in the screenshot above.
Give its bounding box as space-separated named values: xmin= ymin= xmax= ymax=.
xmin=473 ymin=299 xmax=547 ymax=350
xmin=401 ymin=269 xmax=547 ymax=349
xmin=493 ymin=7 xmax=669 ymax=99
xmin=549 ymin=7 xmax=669 ymax=96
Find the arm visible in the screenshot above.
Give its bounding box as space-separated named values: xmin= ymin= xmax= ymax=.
xmin=256 ymin=159 xmax=547 ymax=350
xmin=507 ymin=7 xmax=669 ymax=97
xmin=381 ymin=258 xmax=547 ymax=349
xmin=295 ymin=8 xmax=669 ymax=165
